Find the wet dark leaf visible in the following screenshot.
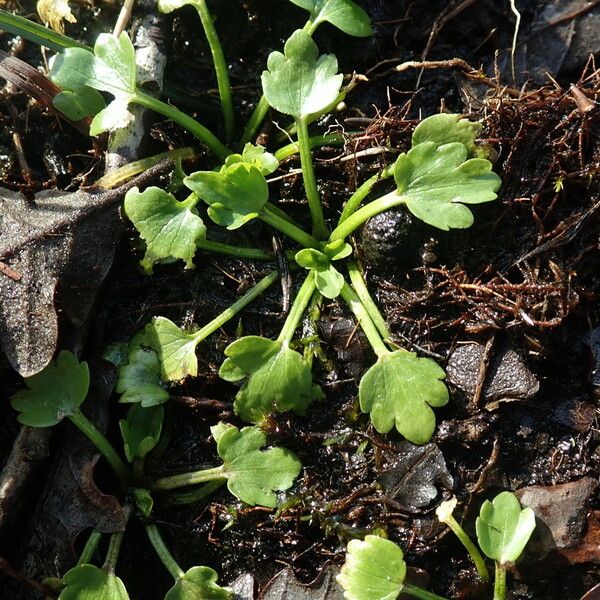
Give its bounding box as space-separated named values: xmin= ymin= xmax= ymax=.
xmin=259 ymin=565 xmax=344 ymax=600
xmin=377 ymin=441 xmax=453 ymax=509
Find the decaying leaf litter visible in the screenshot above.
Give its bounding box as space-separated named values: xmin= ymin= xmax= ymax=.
xmin=1 ymin=0 xmax=600 ymax=598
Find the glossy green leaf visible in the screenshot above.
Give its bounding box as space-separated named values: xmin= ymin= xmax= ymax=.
xmin=157 ymin=0 xmax=191 ymax=13
xmin=53 ymin=87 xmax=105 ymax=120
xmin=165 ymin=566 xmax=231 ymax=600
xmin=133 ymin=487 xmax=154 ymax=518
xmin=359 ymin=350 xmax=448 ymax=445
xmin=290 ymin=0 xmax=372 ymax=37
xmin=11 ymin=350 xmax=89 ymax=427
xmin=295 ymin=242 xmax=350 ymax=299
xmin=184 ymin=163 xmax=268 ymax=230
xmin=145 ymin=317 xmax=199 ymax=382
xmin=115 ymin=343 xmax=169 ymax=407
xmin=412 ymin=113 xmax=482 ymax=155
xmin=59 ymin=565 xmax=129 ymax=600
xmin=224 ymin=143 xmax=279 ymax=176
xmin=261 ymin=29 xmax=343 ymax=119
xmin=337 ymin=535 xmax=406 ymax=600
xmin=119 ymin=404 xmax=164 ymax=462
xmin=394 ymin=141 xmax=501 ymax=230
xmin=213 ymin=423 xmax=302 ymax=507
xmin=220 ymin=336 xmax=320 ymax=422
xmin=124 ymin=186 xmax=206 ymax=273
xmin=476 ymin=491 xmax=536 ymax=565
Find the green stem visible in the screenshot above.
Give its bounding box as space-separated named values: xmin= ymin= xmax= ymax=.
xmin=260 ymin=207 xmax=320 ymax=248
xmin=403 ymin=583 xmax=449 ymax=600
xmin=240 ymin=95 xmax=270 ymax=146
xmin=69 ymin=410 xmax=130 ymax=490
xmin=330 ymin=191 xmax=403 ymax=242
xmin=277 ymin=273 xmax=317 ymax=344
xmin=347 ymin=261 xmax=390 ymax=341
xmin=102 ymin=532 xmax=124 ymax=574
xmin=145 ymin=524 xmax=185 ymax=580
xmin=153 ymin=465 xmax=226 ymax=490
xmin=494 ymin=563 xmax=507 ymax=600
xmin=194 ymin=0 xmax=234 ymax=141
xmin=78 ymin=530 xmax=102 ymax=565
xmin=163 ymin=479 xmax=226 ymax=506
xmin=274 ymin=133 xmax=344 ymax=162
xmin=296 ymin=116 xmax=328 ymax=239
xmin=339 ymin=282 xmax=389 ymax=358
xmin=445 ymin=515 xmax=490 ymax=581
xmin=134 ymin=91 xmax=231 ymax=160
xmin=191 ymin=270 xmax=279 ymax=343
xmin=338 ymin=165 xmax=395 ymax=224
xmin=195 ymin=238 xmax=273 ymax=261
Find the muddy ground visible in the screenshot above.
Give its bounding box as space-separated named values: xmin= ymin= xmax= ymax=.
xmin=1 ymin=0 xmax=600 ymax=598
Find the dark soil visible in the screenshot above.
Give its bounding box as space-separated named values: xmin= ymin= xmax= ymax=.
xmin=1 ymin=0 xmax=600 ymax=599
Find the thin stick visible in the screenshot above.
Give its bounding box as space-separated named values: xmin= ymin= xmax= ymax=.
xmin=113 ymin=0 xmax=136 ymax=37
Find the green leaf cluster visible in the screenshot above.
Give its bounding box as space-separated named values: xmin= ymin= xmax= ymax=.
xmin=119 ymin=404 xmax=164 ymax=462
xmin=295 ymin=240 xmax=351 ymax=298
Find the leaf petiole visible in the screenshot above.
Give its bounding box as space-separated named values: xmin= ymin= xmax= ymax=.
xmin=194 ymin=0 xmax=234 ymax=141
xmin=195 ymin=238 xmax=274 ymax=261
xmin=240 ymin=95 xmax=270 ymax=146
xmin=296 ymin=116 xmax=328 ymax=239
xmin=494 ymin=563 xmax=507 ymax=600
xmin=134 ymin=91 xmax=231 ymax=160
xmin=277 ymin=272 xmax=317 ymax=344
xmin=69 ymin=409 xmax=130 ymax=490
xmin=145 ymin=524 xmax=185 ymax=579
xmin=402 ymin=583 xmax=449 ymax=600
xmin=163 ymin=480 xmax=227 ymax=506
xmin=78 ymin=529 xmax=102 ymax=565
xmin=153 ymin=465 xmax=226 ymax=490
xmin=274 ymin=132 xmax=344 ymax=162
xmin=260 ymin=206 xmax=321 ymax=248
xmin=102 ymin=532 xmax=124 ymax=573
xmin=339 ymin=282 xmax=389 ymax=358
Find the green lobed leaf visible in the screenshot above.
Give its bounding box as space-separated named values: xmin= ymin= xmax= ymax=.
xmin=289 ymin=0 xmax=372 ymax=37
xmin=184 ymin=163 xmax=268 ymax=230
xmin=224 ymin=143 xmax=279 ymax=176
xmin=261 ymin=29 xmax=343 ymax=120
xmin=11 ymin=350 xmax=89 ymax=427
xmin=144 ymin=317 xmax=199 ymax=382
xmin=132 ymin=487 xmax=154 ymax=518
xmin=412 ymin=113 xmax=483 ymax=155
xmin=213 ymin=423 xmax=302 ymax=507
xmin=59 ymin=565 xmax=129 ymax=600
xmin=115 ymin=343 xmax=169 ymax=407
xmin=221 ymin=336 xmax=321 ymax=422
xmin=53 ymin=87 xmax=105 ymax=120
xmin=476 ymin=491 xmax=536 ymax=565
xmin=119 ymin=404 xmax=164 ymax=462
xmin=89 ymin=98 xmax=135 ymax=136
xmin=165 ymin=566 xmax=231 ymax=600
xmin=393 ymin=141 xmax=501 ymax=230
xmin=359 ymin=350 xmax=448 ymax=445
xmin=295 ymin=243 xmax=350 ymax=299
xmin=124 ymin=186 xmax=206 ymax=274
xmin=337 ymin=535 xmax=406 ymax=600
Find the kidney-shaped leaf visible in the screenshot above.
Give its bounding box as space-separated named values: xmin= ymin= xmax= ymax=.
xmin=184 ymin=163 xmax=268 ymax=230
xmin=119 ymin=404 xmax=164 ymax=462
xmin=261 ymin=29 xmax=343 ymax=120
xmin=220 ymin=336 xmax=321 ymax=423
xmin=394 ymin=141 xmax=501 ymax=230
xmin=476 ymin=491 xmax=536 ymax=565
xmin=290 ymin=0 xmax=372 ymax=37
xmin=214 ymin=424 xmax=302 ymax=507
xmin=59 ymin=565 xmax=129 ymax=600
xmin=359 ymin=350 xmax=448 ymax=445
xmin=11 ymin=350 xmax=89 ymax=427
xmin=337 ymin=535 xmax=406 ymax=600
xmin=124 ymin=186 xmax=206 ymax=274
xmin=165 ymin=566 xmax=231 ymax=600
xmin=412 ymin=113 xmax=482 ymax=155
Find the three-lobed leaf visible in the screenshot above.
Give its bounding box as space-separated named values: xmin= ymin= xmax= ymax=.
xmin=359 ymin=350 xmax=448 ymax=445
xmin=295 ymin=240 xmax=351 ymax=298
xmin=225 ymin=143 xmax=279 ymax=176
xmin=119 ymin=404 xmax=164 ymax=462
xmin=59 ymin=565 xmax=129 ymax=600
xmin=165 ymin=566 xmax=231 ymax=600
xmin=144 ymin=317 xmax=200 ymax=382
xmin=213 ymin=423 xmax=302 ymax=507
xmin=393 ymin=141 xmax=501 ymax=230
xmin=184 ymin=163 xmax=268 ymax=230
xmin=337 ymin=535 xmax=406 ymax=600
xmin=476 ymin=491 xmax=536 ymax=565
xmin=412 ymin=113 xmax=482 ymax=155
xmin=290 ymin=0 xmax=372 ymax=37
xmin=261 ymin=29 xmax=343 ymax=120
xmin=11 ymin=350 xmax=89 ymax=427
xmin=220 ymin=336 xmax=321 ymax=423
xmin=53 ymin=87 xmax=105 ymax=120
xmin=124 ymin=186 xmax=206 ymax=274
